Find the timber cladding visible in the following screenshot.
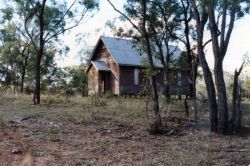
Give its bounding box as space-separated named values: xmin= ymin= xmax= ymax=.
xmin=87 ymin=39 xmax=120 ymax=95
xmin=87 ymin=66 xmax=99 ymax=95
xmin=119 ymin=66 xmax=141 ymax=95
xmin=86 ymin=36 xmax=191 ymax=96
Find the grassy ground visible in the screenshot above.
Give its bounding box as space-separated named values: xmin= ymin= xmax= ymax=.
xmin=0 ymin=94 xmax=249 ymax=165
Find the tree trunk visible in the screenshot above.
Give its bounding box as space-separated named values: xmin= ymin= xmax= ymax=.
xmin=163 ymin=54 xmax=170 ymax=101
xmin=196 ymin=29 xmax=218 ymax=132
xmin=13 ymin=86 xmax=16 ymax=95
xmin=152 ymin=76 xmax=161 ymax=131
xmin=184 ymin=98 xmax=189 ymax=118
xmin=208 ymin=4 xmax=229 ymax=134
xmin=155 ymin=39 xmax=170 ymax=101
xmin=21 ymin=74 xmax=25 ymax=94
xmin=20 ymin=47 xmax=29 ymax=94
xmin=165 ymin=83 xmax=170 ymax=100
xmin=236 ymin=84 xmax=242 ymax=132
xmin=214 ymin=62 xmax=228 ymax=134
xmin=184 ymin=17 xmax=194 ymax=98
xmin=144 ymin=35 xmax=162 ymax=131
xmin=192 ymin=61 xmax=198 ymax=127
xmin=21 ymin=65 xmax=26 ymax=94
xmin=162 ymin=55 xmax=170 ymax=101
xmin=33 ymin=51 xmax=42 ymax=105
xmin=150 ymin=24 xmax=171 ymax=101
xmin=207 ymin=0 xmax=238 ymax=135
xmin=189 ymin=0 xmax=219 ymax=132
xmin=231 ymin=63 xmax=244 ymax=133
xmin=82 ymin=86 xmax=85 ymax=97
xmin=230 ymin=69 xmax=238 ymax=131
xmin=164 ymin=45 xmax=171 ymax=101
xmin=33 ymin=3 xmax=45 ymax=105
xmin=141 ymin=0 xmax=161 ymax=132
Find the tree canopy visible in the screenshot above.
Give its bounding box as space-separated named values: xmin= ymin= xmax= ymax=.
xmin=0 ymin=0 xmax=98 ymax=104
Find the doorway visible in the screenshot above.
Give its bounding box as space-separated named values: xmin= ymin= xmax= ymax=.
xmin=99 ymin=71 xmax=110 ymax=93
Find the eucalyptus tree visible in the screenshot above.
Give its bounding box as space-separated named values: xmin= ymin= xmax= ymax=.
xmin=0 ymin=21 xmax=58 ymax=94
xmin=108 ymin=0 xmax=198 ymax=100
xmin=188 ymin=0 xmax=218 ymax=132
xmin=0 ymin=24 xmax=18 ymax=90
xmin=19 ymin=42 xmax=33 ymax=93
xmin=146 ymin=0 xmax=180 ymax=100
xmin=189 ymin=0 xmax=250 ymax=134
xmin=107 ymin=0 xmax=162 ymax=132
xmin=208 ymin=0 xmax=250 ymax=134
xmin=0 ymin=23 xmax=33 ymax=93
xmin=2 ymin=0 xmax=98 ymax=104
xmin=172 ymin=0 xmax=199 ymax=98
xmin=146 ymin=0 xmax=199 ymax=99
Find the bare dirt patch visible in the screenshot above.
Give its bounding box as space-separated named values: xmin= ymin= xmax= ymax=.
xmin=0 ymin=95 xmax=250 ymax=165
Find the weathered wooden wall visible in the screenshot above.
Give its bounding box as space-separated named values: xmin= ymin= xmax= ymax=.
xmin=167 ymin=70 xmax=190 ymax=95
xmin=88 ymin=42 xmax=120 ymax=95
xmin=119 ymin=67 xmax=190 ymax=96
xmin=119 ymin=66 xmax=141 ymax=95
xmin=88 ymin=65 xmax=99 ymax=95
xmin=88 ymin=40 xmax=191 ymax=96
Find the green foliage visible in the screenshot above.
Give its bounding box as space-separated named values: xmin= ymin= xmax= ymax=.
xmin=141 ymin=58 xmax=159 ymax=78
xmin=243 ymin=78 xmax=250 ymax=89
xmin=0 ymin=0 xmax=98 ymax=102
xmin=174 ymin=51 xmax=190 ymax=69
xmin=0 ymin=24 xmax=26 ymax=87
xmin=4 ymin=0 xmax=99 ymax=40
xmin=42 ymin=64 xmax=88 ymax=96
xmin=0 ymin=21 xmax=58 ymax=92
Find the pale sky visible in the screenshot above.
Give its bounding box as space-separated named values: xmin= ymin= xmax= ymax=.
xmin=57 ymin=0 xmax=124 ymax=67
xmin=0 ymin=0 xmax=249 ymax=75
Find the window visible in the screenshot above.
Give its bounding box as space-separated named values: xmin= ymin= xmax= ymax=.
xmin=178 ymin=72 xmax=182 ymax=86
xmin=134 ymin=68 xmax=139 ymax=85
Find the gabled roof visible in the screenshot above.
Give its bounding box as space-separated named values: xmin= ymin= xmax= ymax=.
xmin=91 ymin=61 xmax=110 ymax=71
xmin=86 ymin=36 xmax=182 ymax=72
xmin=101 ymin=37 xmax=142 ymax=66
xmin=101 ymin=36 xmax=182 ymax=67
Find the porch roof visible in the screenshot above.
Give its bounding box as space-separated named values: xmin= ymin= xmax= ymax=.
xmin=91 ymin=61 xmax=110 ymax=71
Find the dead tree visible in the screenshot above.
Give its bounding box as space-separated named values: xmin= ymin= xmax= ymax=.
xmin=230 ymin=62 xmax=244 ymax=133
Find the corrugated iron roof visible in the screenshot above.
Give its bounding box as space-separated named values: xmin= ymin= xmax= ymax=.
xmin=101 ymin=36 xmax=182 ymax=67
xmin=91 ymin=61 xmax=110 ymax=71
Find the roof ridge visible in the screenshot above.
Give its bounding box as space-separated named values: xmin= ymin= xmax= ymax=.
xmin=100 ymin=36 xmax=132 ymax=41
xmin=100 ymin=36 xmax=180 ymax=48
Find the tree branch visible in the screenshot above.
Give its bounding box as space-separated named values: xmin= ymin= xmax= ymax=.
xmin=203 ymin=30 xmax=221 ymax=48
xmin=189 ymin=0 xmax=201 ymax=25
xmin=106 ymin=0 xmax=141 ymax=33
xmin=24 ymin=6 xmax=39 ymax=52
xmin=45 ymin=7 xmax=89 ymax=43
xmin=237 ymin=61 xmax=245 ymax=75
xmin=223 ymin=2 xmax=237 ymax=57
xmin=44 ymin=0 xmax=78 ymax=40
xmin=12 ymin=22 xmax=29 ymax=42
xmin=219 ymin=0 xmax=227 ymax=56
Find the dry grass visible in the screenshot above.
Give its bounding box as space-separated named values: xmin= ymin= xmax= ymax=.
xmin=0 ymin=94 xmax=249 ymax=165
xmin=242 ymin=100 xmax=250 ymax=125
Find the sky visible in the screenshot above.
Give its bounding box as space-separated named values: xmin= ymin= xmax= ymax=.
xmin=0 ymin=0 xmax=249 ymax=75
xmin=57 ymin=0 xmax=124 ymax=67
